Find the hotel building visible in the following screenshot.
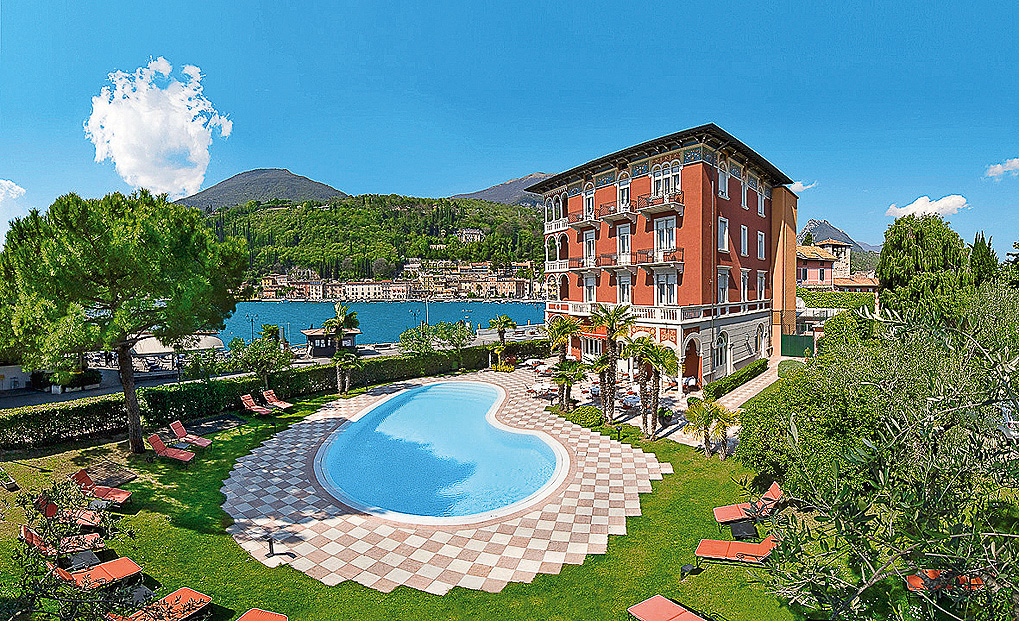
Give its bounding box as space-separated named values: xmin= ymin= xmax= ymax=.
xmin=527 ymin=124 xmax=797 ymax=384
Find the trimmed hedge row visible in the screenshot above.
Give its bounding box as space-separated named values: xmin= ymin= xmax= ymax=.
xmin=0 ymin=339 xmax=550 ymax=449
xmin=796 ymin=288 xmax=876 ymax=311
xmin=703 ymin=358 xmax=769 ymax=400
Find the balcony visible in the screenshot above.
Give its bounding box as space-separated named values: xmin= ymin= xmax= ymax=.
xmin=598 ymin=200 xmax=637 ymax=223
xmin=546 ymin=299 xmax=772 ymax=324
xmin=597 ymin=252 xmax=638 ymax=272
xmin=634 ymin=247 xmax=685 ymax=271
xmin=544 ymin=218 xmax=569 ymax=235
xmin=545 ymin=300 xmax=596 ymax=316
xmin=545 ymin=259 xmax=568 ymax=273
xmin=637 ymin=191 xmax=685 ymax=217
xmin=568 ymin=210 xmax=599 ymax=230
xmin=568 ymin=256 xmax=600 ymax=273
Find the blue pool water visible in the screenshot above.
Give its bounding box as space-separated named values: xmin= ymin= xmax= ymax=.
xmin=316 ymin=382 xmax=559 ymax=519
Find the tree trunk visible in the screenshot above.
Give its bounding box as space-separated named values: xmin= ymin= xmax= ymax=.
xmin=117 ymin=344 xmax=145 ymax=454
xmin=606 ymin=339 xmax=617 ymax=423
xmin=637 ymin=364 xmax=649 ymax=432
xmin=344 ymin=369 xmax=352 ymax=393
xmin=564 ymin=385 xmax=572 ymax=412
xmin=704 ymin=429 xmax=713 ymax=458
xmin=649 ymin=370 xmax=661 ymax=439
xmin=335 ymin=364 xmax=343 ymax=394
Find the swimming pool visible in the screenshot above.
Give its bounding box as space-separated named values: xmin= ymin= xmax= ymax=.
xmin=314 ymin=381 xmax=567 ymax=524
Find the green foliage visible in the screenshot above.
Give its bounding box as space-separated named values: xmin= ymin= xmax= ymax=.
xmin=818 ymin=310 xmax=867 ymax=352
xmin=703 ymin=359 xmax=768 ymax=399
xmin=796 ymin=287 xmax=876 ymax=310
xmin=876 ymin=213 xmax=974 ymax=321
xmin=545 ymin=316 xmax=581 ymax=361
xmin=802 ymin=231 xmax=813 ymax=246
xmin=43 ymin=368 xmax=103 ymax=388
xmin=969 ymin=231 xmax=998 ymax=286
xmin=776 ymin=359 xmax=805 ymax=378
xmin=434 ymin=321 xmax=474 ymax=367
xmin=399 ymin=324 xmax=435 ymax=355
xmin=488 ymin=314 xmax=517 ymax=346
xmin=551 ymin=404 xmax=603 ymax=428
xmin=850 ymin=249 xmax=880 ymax=274
xmin=491 ymin=363 xmax=514 ymax=373
xmin=230 ymin=335 xmax=293 ymax=388
xmin=211 ymin=194 xmax=544 ymax=279
xmin=181 ymin=349 xmax=222 ymax=382
xmin=685 ymin=398 xmax=737 ymax=459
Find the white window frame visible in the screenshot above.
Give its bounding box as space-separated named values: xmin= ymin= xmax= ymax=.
xmin=718 ymin=162 xmax=729 ymax=199
xmin=617 ymin=223 xmax=631 ymax=256
xmin=757 ymin=271 xmax=768 ymax=300
xmin=819 ymin=267 xmax=825 ymax=282
xmin=718 ymin=217 xmax=729 ymax=252
xmin=618 ymin=176 xmax=630 ymax=206
xmin=584 ymin=275 xmax=597 ymax=302
xmin=741 ymin=177 xmax=748 ymax=209
xmin=669 ymin=160 xmax=682 ymax=195
xmin=655 ymin=216 xmax=677 ymax=252
xmin=617 ymin=273 xmax=632 ymax=304
xmin=741 ymin=269 xmax=750 ymax=302
xmin=713 ymin=333 xmax=728 ymax=372
xmin=757 ymin=231 xmax=766 ymax=260
xmin=584 ymin=185 xmax=595 ymax=218
xmin=758 ymin=187 xmax=765 ymax=217
xmin=717 ymin=269 xmax=729 ymax=304
xmin=655 ymin=271 xmax=677 ymax=306
xmin=740 ymin=225 xmax=748 ymax=256
xmin=583 ymin=229 xmax=596 ymax=259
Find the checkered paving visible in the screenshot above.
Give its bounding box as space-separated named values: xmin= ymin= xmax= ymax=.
xmin=221 ymin=369 xmax=672 ymax=594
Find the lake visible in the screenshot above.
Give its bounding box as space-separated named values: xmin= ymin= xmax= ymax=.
xmin=219 ymin=300 xmax=546 ymax=346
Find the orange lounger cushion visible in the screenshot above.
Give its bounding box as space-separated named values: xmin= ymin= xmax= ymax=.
xmin=170 ymin=421 xmax=212 ymax=448
xmin=237 ymin=609 xmax=289 ymax=621
xmin=53 ymin=556 xmax=142 ymax=588
xmin=71 ymin=469 xmax=132 ymax=505
xmin=21 ymin=525 xmax=104 ymax=556
xmin=106 ymin=587 xmax=212 ymax=621
xmin=713 ymin=482 xmax=783 ymax=523
xmin=627 ymin=595 xmax=707 ymax=621
xmin=906 ymin=570 xmax=985 ymax=592
xmin=148 ymin=435 xmax=195 ymax=463
xmin=695 ymin=534 xmax=778 ymax=563
xmin=35 ymin=496 xmax=103 ymax=527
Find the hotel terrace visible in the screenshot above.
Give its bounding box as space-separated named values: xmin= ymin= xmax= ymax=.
xmin=527 ymin=124 xmax=798 ymax=384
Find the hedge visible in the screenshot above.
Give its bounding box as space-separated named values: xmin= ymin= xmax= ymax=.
xmin=0 ymin=339 xmax=549 ymax=449
xmin=777 ymin=359 xmax=806 ymax=378
xmin=797 ymin=287 xmax=876 ymax=311
xmin=549 ymin=404 xmax=603 ymax=428
xmin=703 ymin=358 xmax=769 ymax=400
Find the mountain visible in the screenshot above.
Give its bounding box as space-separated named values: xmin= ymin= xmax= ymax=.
xmin=451 ymin=172 xmax=554 ymax=207
xmin=798 ymin=219 xmax=881 ymax=252
xmin=176 ymin=169 xmax=346 ymax=213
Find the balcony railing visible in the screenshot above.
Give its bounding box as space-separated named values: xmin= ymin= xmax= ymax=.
xmin=637 ymin=191 xmax=685 ymax=216
xmin=598 ymin=200 xmax=637 ymax=222
xmin=568 ymin=210 xmax=599 ymax=229
xmin=545 ymin=259 xmax=568 ymax=272
xmin=634 ymin=247 xmax=685 ymax=266
xmin=544 ymin=218 xmax=569 ymax=235
xmin=545 ymin=299 xmax=771 ymax=324
xmin=567 ymin=256 xmax=598 ymax=271
xmin=597 ymin=252 xmax=637 ymax=268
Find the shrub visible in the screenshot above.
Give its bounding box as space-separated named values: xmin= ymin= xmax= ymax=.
xmin=796 ymin=287 xmax=876 ymax=311
xmin=0 ymin=393 xmax=129 ymax=449
xmin=491 ymin=363 xmax=514 ymax=373
xmin=778 ymin=360 xmax=806 ymax=378
xmin=551 ymin=405 xmax=603 ymax=428
xmin=703 ymin=359 xmax=768 ymax=400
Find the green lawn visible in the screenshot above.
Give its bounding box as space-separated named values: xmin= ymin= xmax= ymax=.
xmin=1 ymin=391 xmax=796 ymax=621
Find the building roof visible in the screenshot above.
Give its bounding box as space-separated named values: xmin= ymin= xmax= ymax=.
xmin=815 ymin=238 xmax=852 ymax=247
xmin=300 ymin=328 xmax=362 ymax=337
xmin=524 ymin=123 xmax=793 ymax=194
xmin=797 ymin=245 xmax=838 ymax=261
xmin=834 ymin=275 xmax=879 ymax=287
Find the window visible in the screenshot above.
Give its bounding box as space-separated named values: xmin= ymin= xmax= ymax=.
xmin=717 ymin=269 xmax=729 ymax=304
xmin=617 ymin=274 xmax=632 ymax=304
xmin=741 ymin=269 xmax=750 ymax=301
xmin=583 ymin=230 xmax=596 ymax=259
xmin=584 ymin=186 xmax=595 ymax=218
xmin=617 ymin=223 xmax=631 ymax=256
xmin=713 ymin=333 xmax=728 ymax=372
xmin=757 ymin=231 xmax=766 ymax=260
xmin=758 ymin=272 xmax=767 ymax=299
xmin=718 ymin=217 xmax=729 ymax=252
xmin=582 ymin=337 xmax=603 ymax=358
xmin=584 ymin=276 xmax=596 ymax=302
xmin=718 ymin=163 xmax=728 ymax=199
xmin=656 ymin=272 xmax=677 ymax=305
xmin=741 ymin=178 xmax=748 ymax=209
xmin=799 ymin=267 xmax=807 ymax=282
xmin=655 ymin=216 xmax=676 ymax=252
xmin=758 ymin=187 xmax=765 ymax=217
xmin=754 ymin=325 xmax=765 ymax=356
xmin=618 ymin=180 xmax=630 ymax=206
xmin=740 ymin=225 xmax=748 ymax=256
xmin=819 ymin=268 xmax=825 ymax=281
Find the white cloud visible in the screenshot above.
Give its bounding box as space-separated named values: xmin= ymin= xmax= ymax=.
xmin=790 ymin=180 xmax=817 ymax=192
xmin=84 ymin=57 xmax=231 ymax=199
xmin=885 ymin=194 xmax=969 ymax=218
xmin=985 ymin=157 xmax=1019 ymax=178
xmin=0 ymin=179 xmax=28 ymax=246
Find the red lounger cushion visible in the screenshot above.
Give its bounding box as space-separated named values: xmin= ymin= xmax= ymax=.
xmin=71 ymin=469 xmax=132 ymax=504
xmin=627 ymin=595 xmax=706 ymax=621
xmin=713 ymin=482 xmax=783 ymax=523
xmin=22 ymin=525 xmax=104 ymax=556
xmin=170 ymin=421 xmax=212 ymax=448
xmin=54 ymin=557 xmax=142 ymax=588
xmin=106 ymin=587 xmax=212 ymax=621
xmin=695 ymin=534 xmax=778 ymax=563
xmin=906 ymin=570 xmax=984 ymax=592
xmin=35 ymin=497 xmax=103 ymax=527
xmin=237 ymin=609 xmax=288 ymax=621
xmin=148 ymin=435 xmax=195 ymax=463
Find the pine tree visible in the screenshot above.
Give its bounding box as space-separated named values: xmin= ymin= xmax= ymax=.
xmin=969 ymin=231 xmax=998 ymax=286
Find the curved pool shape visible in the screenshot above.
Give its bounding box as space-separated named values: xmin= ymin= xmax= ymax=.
xmin=314 ymin=382 xmax=565 ymax=524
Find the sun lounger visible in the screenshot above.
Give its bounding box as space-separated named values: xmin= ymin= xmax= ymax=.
xmin=106 ymin=586 xmax=212 ymax=621
xmin=21 ymin=524 xmax=104 ymax=557
xmin=49 ymin=556 xmax=142 ymax=589
xmin=170 ymin=421 xmax=212 ymax=448
xmin=905 ymin=569 xmax=985 ymax=592
xmin=237 ymin=609 xmax=288 ymax=621
xmin=695 ymin=534 xmax=778 ymax=565
xmin=628 ymin=595 xmax=707 ymax=621
xmin=713 ymin=482 xmax=783 ymax=524
xmin=34 ymin=496 xmax=103 ymax=528
xmin=262 ymin=390 xmax=293 ymax=410
xmin=241 ymin=394 xmax=273 ymax=416
xmin=147 ymin=434 xmax=195 ymax=464
xmin=71 ymin=469 xmax=132 ymax=505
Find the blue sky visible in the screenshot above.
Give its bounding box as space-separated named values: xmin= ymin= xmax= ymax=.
xmin=2 ymin=1 xmax=1017 ymax=249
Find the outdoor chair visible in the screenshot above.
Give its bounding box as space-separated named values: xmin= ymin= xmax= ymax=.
xmin=241 ymin=394 xmax=273 ymax=416
xmin=71 ymin=469 xmax=133 ymax=506
xmin=713 ymin=482 xmax=783 ymax=524
xmin=170 ymin=421 xmax=212 ymax=449
xmin=905 ymin=569 xmax=985 ymax=592
xmin=20 ymin=525 xmax=104 ymax=557
xmin=106 ymin=586 xmax=212 ymax=621
xmin=34 ymin=496 xmax=103 ymax=529
xmin=147 ymin=434 xmax=195 ymax=465
xmin=262 ymin=390 xmax=293 ymax=410
xmin=49 ymin=556 xmax=142 ymax=589
xmin=628 ymin=595 xmax=708 ymax=621
xmin=694 ymin=533 xmax=778 ymax=565
xmin=237 ymin=609 xmax=288 ymax=621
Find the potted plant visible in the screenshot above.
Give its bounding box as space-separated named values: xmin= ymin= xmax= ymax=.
xmin=0 ymin=467 xmax=17 ymax=491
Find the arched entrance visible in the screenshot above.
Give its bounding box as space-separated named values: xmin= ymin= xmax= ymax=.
xmin=683 ymin=336 xmax=702 ymax=386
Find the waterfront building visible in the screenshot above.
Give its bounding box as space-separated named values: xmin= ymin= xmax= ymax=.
xmin=528 ymin=123 xmax=797 ymax=384
xmin=796 ymin=245 xmax=837 ymax=289
xmin=301 ymin=327 xmax=361 ymax=358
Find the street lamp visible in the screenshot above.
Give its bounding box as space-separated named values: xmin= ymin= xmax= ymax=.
xmin=245 ymin=313 xmax=259 ymax=342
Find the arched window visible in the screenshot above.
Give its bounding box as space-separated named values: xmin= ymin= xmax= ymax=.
xmin=755 ymin=325 xmax=765 ymax=357
xmin=652 ymin=165 xmax=664 ymax=196
xmin=545 ymin=198 xmax=553 ymax=221
xmin=713 ymin=333 xmax=728 ymax=372
xmin=583 ymin=184 xmax=595 ymax=217
xmin=717 ymin=159 xmax=729 ymax=199
xmin=670 ymin=160 xmax=682 ymax=194
xmin=552 ymin=195 xmax=562 ymax=220
xmin=546 ymin=236 xmax=558 ymax=261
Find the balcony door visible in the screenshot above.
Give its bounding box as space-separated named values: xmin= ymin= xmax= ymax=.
xmin=584 ymin=275 xmax=597 ymax=302
xmin=655 ymin=272 xmax=677 ymax=306
xmin=583 ymin=230 xmax=596 ymax=266
xmin=654 ymin=216 xmax=676 ymax=261
xmin=617 ymin=223 xmax=631 ymax=263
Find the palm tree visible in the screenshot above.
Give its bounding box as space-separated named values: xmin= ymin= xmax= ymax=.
xmin=546 ymin=316 xmax=582 ymax=364
xmin=708 ymin=402 xmax=738 ymax=460
xmin=590 ymin=303 xmax=635 ymax=424
xmin=332 ymin=351 xmax=361 ymax=394
xmin=552 ymin=359 xmax=586 ymax=413
xmin=686 ymin=398 xmax=731 ymax=458
xmin=323 ymin=303 xmax=359 ymax=393
xmin=621 ymin=336 xmax=656 ymax=434
xmin=586 ymin=352 xmax=610 ymax=423
xmin=645 ymin=343 xmax=679 ymax=439
xmin=489 ymin=314 xmax=517 ymax=347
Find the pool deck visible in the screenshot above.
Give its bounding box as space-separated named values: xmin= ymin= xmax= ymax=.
xmin=221 ymin=368 xmax=673 ymax=595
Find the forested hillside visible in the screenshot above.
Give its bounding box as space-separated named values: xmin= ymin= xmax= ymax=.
xmin=211 ymin=195 xmax=544 ymax=279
